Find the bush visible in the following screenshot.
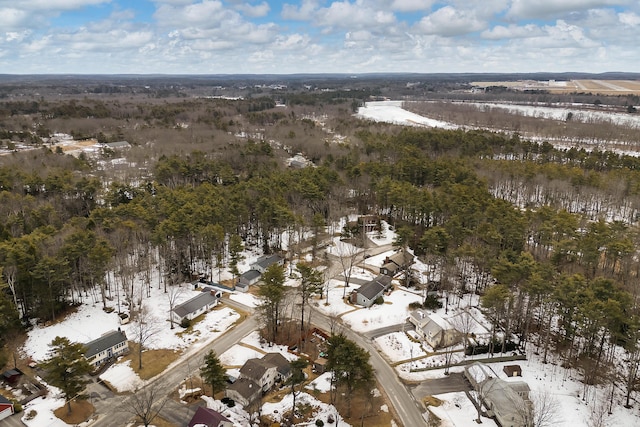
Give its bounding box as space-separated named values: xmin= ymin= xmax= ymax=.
xmin=316 ymin=420 xmax=325 ymax=426
xmin=465 ymin=340 xmax=518 ymax=356
xmin=408 ymin=301 xmax=423 ymax=310
xmin=374 ymin=296 xmax=384 ymax=305
xmin=180 ymin=317 xmax=191 ymax=328
xmin=423 ymin=295 xmax=442 ymax=310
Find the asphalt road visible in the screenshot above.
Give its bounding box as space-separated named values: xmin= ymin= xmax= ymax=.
xmin=1 ymin=413 xmax=26 ymax=427
xmin=90 ymin=313 xmax=259 ymax=427
xmin=409 ymin=372 xmax=471 ymax=401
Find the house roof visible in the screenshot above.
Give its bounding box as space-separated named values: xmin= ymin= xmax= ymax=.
xmin=84 ymin=329 xmax=127 ymax=359
xmin=103 ymin=140 xmax=131 ymax=149
xmin=0 ymin=395 xmax=12 ymax=405
xmin=409 ymin=309 xmax=429 ymax=325
xmin=240 ymin=269 xmax=261 ymax=281
xmin=188 ymin=406 xmax=231 ymax=427
xmin=481 ymin=378 xmax=531 ymax=426
xmin=173 ymin=291 xmax=218 ymax=318
xmin=240 ymin=358 xmax=272 ymax=381
xmin=227 ymin=377 xmax=261 ymax=400
xmin=357 ymin=275 xmax=393 ymax=300
xmin=262 ymin=353 xmax=291 ymax=377
xmin=387 ymin=250 xmax=414 ymax=266
xmin=252 ymin=254 xmax=283 ymax=270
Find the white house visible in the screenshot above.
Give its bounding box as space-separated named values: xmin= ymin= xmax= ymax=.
xmin=408 ymin=309 xmax=460 ymax=349
xmin=236 ymin=269 xmax=261 ymax=292
xmin=172 ymin=290 xmax=220 ymax=324
xmin=239 ymin=358 xmax=279 ymax=392
xmin=250 ymin=254 xmax=284 ymax=274
xmin=351 ymin=275 xmax=393 ymax=307
xmin=84 ymin=329 xmax=128 ymax=368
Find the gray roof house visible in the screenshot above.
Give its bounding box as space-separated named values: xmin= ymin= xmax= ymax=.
xmin=250 ymin=254 xmax=284 ymax=274
xmin=352 ymin=275 xmax=393 ymax=307
xmin=236 ymin=269 xmax=261 ymax=292
xmin=464 ymin=362 xmax=532 ymax=427
xmin=84 ymin=329 xmax=128 ymax=368
xmin=408 ymin=309 xmax=460 ymax=349
xmin=171 ymin=290 xmax=219 ymax=323
xmin=380 ymin=250 xmax=415 ymax=276
xmin=239 ymin=358 xmax=278 ymax=392
xmin=188 ymin=406 xmax=233 ymax=427
xmin=102 ymin=140 xmax=131 ymax=149
xmin=261 ymin=352 xmax=292 ymax=382
xmin=225 ymin=377 xmax=262 ymax=407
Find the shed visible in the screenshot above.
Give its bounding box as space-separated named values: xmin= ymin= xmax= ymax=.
xmin=313 ymin=358 xmax=328 ymax=374
xmin=1 ymin=368 xmax=22 ymax=386
xmin=503 ymin=365 xmax=522 ymax=377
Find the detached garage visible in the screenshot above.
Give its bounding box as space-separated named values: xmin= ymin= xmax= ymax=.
xmin=0 ymin=395 xmax=14 ymax=421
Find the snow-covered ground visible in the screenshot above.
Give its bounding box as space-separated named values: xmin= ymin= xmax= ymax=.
xmin=356 ymin=100 xmax=459 ymax=129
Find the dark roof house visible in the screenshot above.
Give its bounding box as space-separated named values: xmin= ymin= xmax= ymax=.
xmin=225 ymin=377 xmax=262 ymax=407
xmin=237 ymin=269 xmax=261 ymax=292
xmin=188 ymin=406 xmax=233 ymax=427
xmin=353 ymin=275 xmax=393 ymax=307
xmin=250 ymin=254 xmax=284 ymax=273
xmin=380 ymin=250 xmax=415 ymax=276
xmin=84 ymin=329 xmax=128 ymax=368
xmin=261 ymin=352 xmax=292 ymax=381
xmin=172 ymin=290 xmax=219 ymax=323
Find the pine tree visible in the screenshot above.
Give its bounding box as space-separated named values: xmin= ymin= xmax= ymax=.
xmin=41 ymin=336 xmax=92 ymax=414
xmin=200 ymin=350 xmax=227 ymax=397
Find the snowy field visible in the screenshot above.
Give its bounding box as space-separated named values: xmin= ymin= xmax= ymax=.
xmin=356 ymin=100 xmax=458 ymax=129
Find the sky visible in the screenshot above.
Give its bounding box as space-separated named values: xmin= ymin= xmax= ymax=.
xmin=1 ymin=0 xmax=639 ymax=75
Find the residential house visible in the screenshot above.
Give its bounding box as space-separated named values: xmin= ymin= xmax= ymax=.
xmin=261 ymin=352 xmax=292 ymax=383
xmin=408 ymin=309 xmax=460 ymax=349
xmin=351 ymin=275 xmax=393 ymax=307
xmin=188 ymin=406 xmax=233 ymax=427
xmin=84 ymin=329 xmax=128 ymax=368
xmin=464 ymin=362 xmax=532 ymax=427
xmin=250 ymin=254 xmax=284 ymax=274
xmin=225 ymin=378 xmax=262 ymax=407
xmin=380 ymin=250 xmax=415 ymax=277
xmin=171 ymin=290 xmax=219 ymax=324
xmin=236 ymin=269 xmax=261 ymax=292
xmin=239 ymin=358 xmax=278 ymax=392
xmin=102 ymin=140 xmax=131 ymax=150
xmin=0 ymin=395 xmax=13 ymax=421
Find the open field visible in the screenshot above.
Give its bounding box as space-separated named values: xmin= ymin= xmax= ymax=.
xmin=471 ymin=79 xmax=640 ymax=94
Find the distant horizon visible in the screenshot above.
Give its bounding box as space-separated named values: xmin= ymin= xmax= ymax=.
xmin=1 ymin=1 xmax=639 ymax=75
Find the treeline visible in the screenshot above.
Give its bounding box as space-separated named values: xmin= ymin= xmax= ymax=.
xmin=2 ymin=122 xmax=640 ymax=396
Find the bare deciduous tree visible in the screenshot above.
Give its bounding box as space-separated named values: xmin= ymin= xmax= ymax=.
xmin=121 ymin=382 xmax=169 ymax=427
xmin=131 ymin=303 xmax=161 ymax=370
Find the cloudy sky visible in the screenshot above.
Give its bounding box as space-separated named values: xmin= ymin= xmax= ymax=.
xmin=1 ymin=0 xmax=639 ymax=74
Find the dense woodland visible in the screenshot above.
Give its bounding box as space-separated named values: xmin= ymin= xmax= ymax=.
xmin=2 ymin=78 xmax=640 ymax=409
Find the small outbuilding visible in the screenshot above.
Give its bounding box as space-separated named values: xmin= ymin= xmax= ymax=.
xmin=503 ymin=364 xmax=522 ymax=377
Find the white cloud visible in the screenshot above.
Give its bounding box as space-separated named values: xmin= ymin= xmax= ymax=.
xmin=507 ymin=0 xmax=628 ymax=20
xmin=481 ymin=24 xmax=543 ymax=40
xmin=416 ymin=6 xmax=486 ymax=36
xmin=0 ymin=0 xmax=110 ymax=11
xmin=0 ymin=8 xmax=31 ymax=29
xmin=389 ymin=0 xmax=434 ymax=12
xmin=619 ymin=11 xmax=640 ymax=26
xmin=234 ymin=1 xmax=270 ymax=18
xmin=281 ymin=0 xmax=320 ymax=20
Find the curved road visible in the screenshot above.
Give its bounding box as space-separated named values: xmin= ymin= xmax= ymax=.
xmin=90 ymin=242 xmax=427 ymax=426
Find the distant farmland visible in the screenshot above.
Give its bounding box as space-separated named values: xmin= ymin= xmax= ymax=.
xmin=471 ymin=79 xmax=640 ymax=95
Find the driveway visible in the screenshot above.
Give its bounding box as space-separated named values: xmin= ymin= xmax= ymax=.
xmin=409 ymin=372 xmax=471 ymax=401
